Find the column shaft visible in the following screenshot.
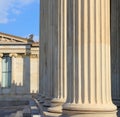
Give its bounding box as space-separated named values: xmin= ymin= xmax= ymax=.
xmin=0 ymin=54 xmax=3 ymax=94
xmin=41 ymin=0 xmax=52 ymax=106
xmin=9 ymin=53 xmax=17 ymax=94
xmin=63 ymin=0 xmax=116 ymax=115
xmin=48 ymin=0 xmax=67 ymax=113
xmin=40 ymin=0 xmax=48 ymax=102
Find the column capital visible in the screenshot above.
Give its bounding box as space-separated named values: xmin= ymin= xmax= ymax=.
xmin=9 ymin=53 xmax=18 ymax=58
xmin=0 ymin=53 xmax=3 ymax=58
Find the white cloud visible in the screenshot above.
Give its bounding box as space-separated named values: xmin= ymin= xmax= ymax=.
xmin=0 ymin=0 xmax=13 ymax=23
xmin=0 ymin=0 xmax=39 ymax=24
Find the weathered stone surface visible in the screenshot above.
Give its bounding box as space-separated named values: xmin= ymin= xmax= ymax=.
xmin=40 ymin=0 xmax=117 ymax=116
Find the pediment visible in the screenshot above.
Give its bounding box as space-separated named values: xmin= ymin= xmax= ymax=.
xmin=0 ymin=32 xmax=33 ymax=44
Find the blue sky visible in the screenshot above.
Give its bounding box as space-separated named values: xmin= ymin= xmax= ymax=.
xmin=0 ymin=0 xmax=39 ymax=42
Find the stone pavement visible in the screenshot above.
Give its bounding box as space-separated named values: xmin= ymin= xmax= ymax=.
xmin=0 ymin=99 xmax=120 ymax=117
xmin=0 ymin=106 xmax=24 ymax=117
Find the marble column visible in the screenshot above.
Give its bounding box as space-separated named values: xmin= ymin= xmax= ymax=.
xmin=39 ymin=0 xmax=45 ymax=102
xmin=15 ymin=54 xmax=24 ymax=94
xmin=62 ymin=0 xmax=117 ymax=116
xmin=30 ymin=54 xmax=39 ymax=93
xmin=0 ymin=53 xmax=3 ymax=94
xmin=44 ymin=0 xmax=53 ymax=107
xmin=9 ymin=53 xmax=18 ymax=94
xmin=40 ymin=0 xmax=53 ymax=105
xmin=111 ymin=0 xmax=120 ymax=107
xmin=48 ymin=0 xmax=67 ymax=113
xmin=23 ymin=54 xmax=30 ymax=94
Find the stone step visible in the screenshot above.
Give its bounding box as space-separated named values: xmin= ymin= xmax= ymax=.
xmin=23 ymin=106 xmax=31 ymax=117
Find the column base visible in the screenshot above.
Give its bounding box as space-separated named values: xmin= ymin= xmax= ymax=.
xmin=48 ymin=98 xmax=65 ymax=113
xmin=61 ymin=111 xmax=117 ymax=117
xmin=63 ymin=103 xmax=117 ymax=112
xmin=113 ymin=99 xmax=120 ymax=108
xmin=51 ymin=98 xmax=65 ymax=106
xmin=43 ymin=97 xmax=51 ymax=107
xmin=48 ymin=105 xmax=63 ymax=113
xmin=37 ymin=95 xmax=45 ymax=103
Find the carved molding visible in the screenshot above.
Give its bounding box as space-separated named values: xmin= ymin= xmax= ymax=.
xmin=0 ymin=49 xmax=31 ymax=54
xmin=0 ymin=37 xmax=16 ymax=42
xmin=30 ymin=54 xmax=38 ymax=58
xmin=16 ymin=53 xmax=26 ymax=58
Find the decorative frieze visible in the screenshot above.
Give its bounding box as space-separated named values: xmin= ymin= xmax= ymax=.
xmin=0 ymin=48 xmax=30 ymax=54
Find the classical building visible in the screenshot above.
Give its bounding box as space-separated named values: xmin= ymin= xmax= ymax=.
xmin=39 ymin=0 xmax=119 ymax=117
xmin=0 ymin=32 xmax=39 ymax=100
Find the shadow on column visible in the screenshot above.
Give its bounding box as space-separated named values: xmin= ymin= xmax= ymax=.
xmin=110 ymin=0 xmax=120 ymax=107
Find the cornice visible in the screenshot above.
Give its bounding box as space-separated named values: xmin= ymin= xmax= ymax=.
xmin=0 ymin=32 xmax=34 ymax=44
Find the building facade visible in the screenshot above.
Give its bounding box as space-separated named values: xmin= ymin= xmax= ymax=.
xmin=0 ymin=32 xmax=39 ymax=100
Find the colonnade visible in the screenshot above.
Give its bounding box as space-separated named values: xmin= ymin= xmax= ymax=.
xmin=40 ymin=0 xmax=117 ymax=116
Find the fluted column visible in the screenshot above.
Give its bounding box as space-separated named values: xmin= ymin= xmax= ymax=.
xmin=111 ymin=0 xmax=120 ymax=107
xmin=40 ymin=0 xmax=52 ymax=106
xmin=48 ymin=0 xmax=67 ymax=113
xmin=39 ymin=0 xmax=48 ymax=102
xmin=42 ymin=0 xmax=53 ymax=107
xmin=63 ymin=0 xmax=116 ymax=116
xmin=0 ymin=54 xmax=3 ymax=94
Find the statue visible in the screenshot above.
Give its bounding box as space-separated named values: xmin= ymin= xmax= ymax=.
xmin=29 ymin=34 xmax=34 ymax=40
